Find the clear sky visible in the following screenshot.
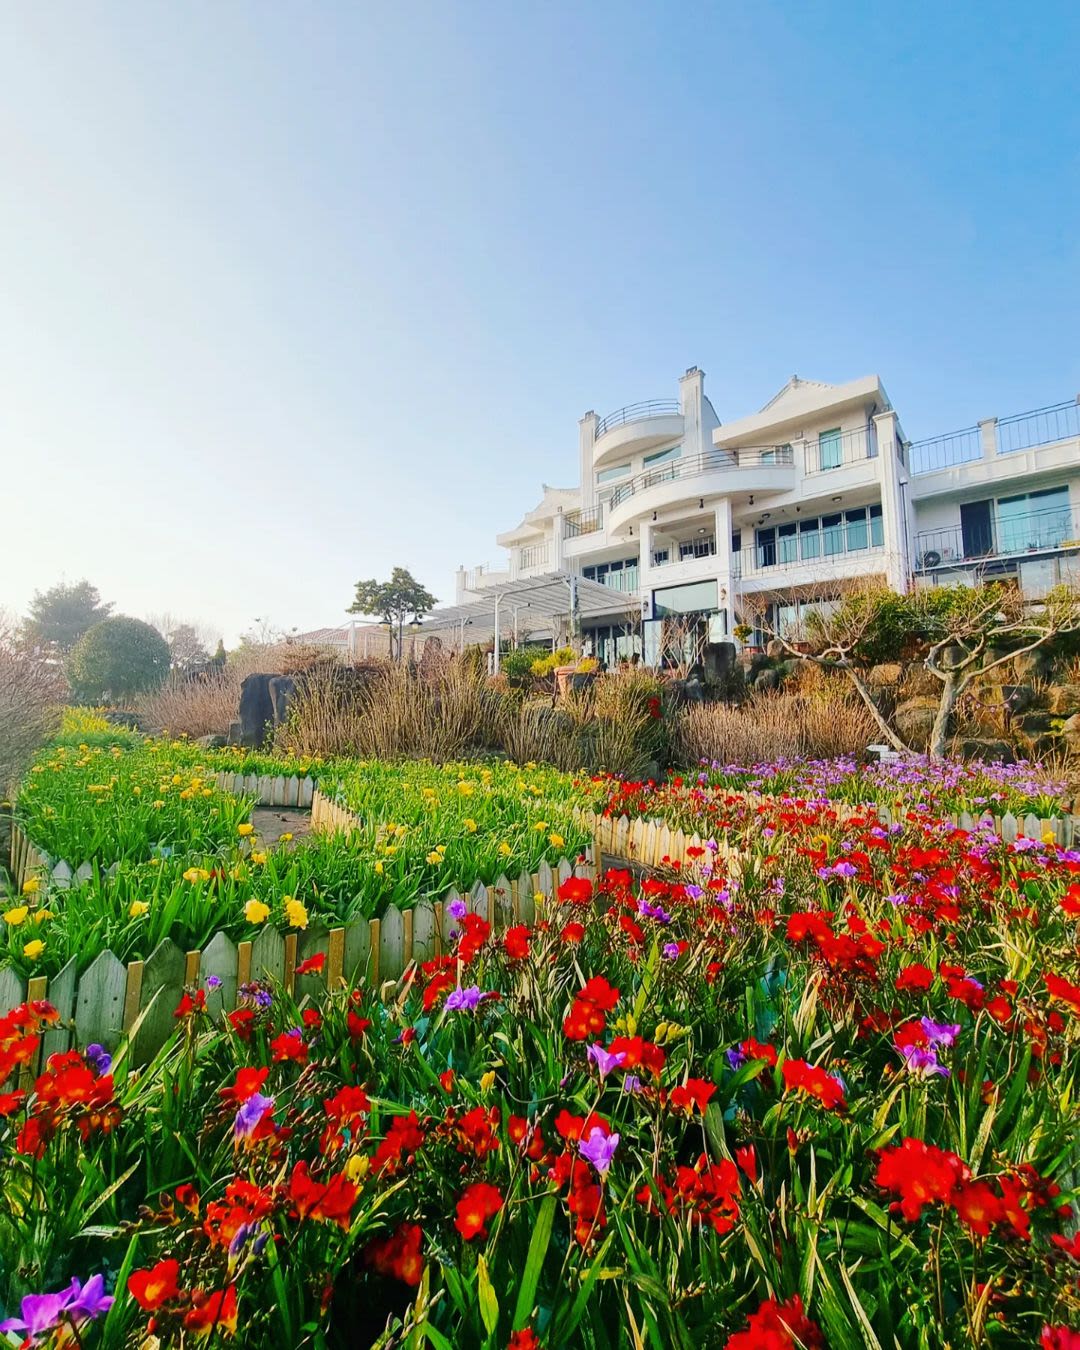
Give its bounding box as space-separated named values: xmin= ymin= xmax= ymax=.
xmin=2 ymin=2 xmax=1077 ymax=644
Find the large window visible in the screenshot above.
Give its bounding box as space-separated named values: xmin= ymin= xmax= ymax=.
xmin=755 ymin=505 xmax=883 ymax=568
xmin=596 ymin=462 xmax=630 ymax=484
xmin=643 ymin=444 xmax=682 ymax=466
xmin=651 ymin=579 xmax=718 ymax=617
xmin=583 ymin=558 xmax=639 ymax=593
xmin=996 ymin=487 xmax=1072 ymax=553
xmin=819 ymin=427 xmax=842 ymax=470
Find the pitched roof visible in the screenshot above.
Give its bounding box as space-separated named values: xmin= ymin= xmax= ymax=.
xmin=759 ymin=375 xmax=838 ymax=413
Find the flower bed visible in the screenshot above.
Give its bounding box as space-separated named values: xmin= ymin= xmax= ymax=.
xmin=2 ymin=794 xmax=1080 ymax=1346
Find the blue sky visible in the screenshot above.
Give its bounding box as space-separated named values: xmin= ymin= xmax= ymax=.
xmin=2 ymin=2 xmax=1077 ymax=643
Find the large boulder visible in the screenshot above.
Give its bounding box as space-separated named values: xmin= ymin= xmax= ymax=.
xmin=999 ymin=684 xmax=1037 ymax=715
xmin=754 ymin=668 xmax=781 ymax=692
xmin=894 ymin=696 xmax=940 ymax=748
xmin=1048 ymin=684 xmax=1080 ymax=717
xmin=238 ymin=674 xmax=275 ymax=748
xmin=1063 ymin=713 xmax=1080 ymax=756
xmin=898 ymin=663 xmax=939 ymax=699
xmin=765 ymin=639 xmax=787 ymax=660
xmin=704 ymin=642 xmax=737 ymax=682
xmin=268 ymin=675 xmax=298 ymax=729
xmin=1013 ymin=650 xmax=1051 ymax=683
xmin=959 ymin=737 xmax=1014 ymax=764
xmin=866 ymin=663 xmax=903 ymax=689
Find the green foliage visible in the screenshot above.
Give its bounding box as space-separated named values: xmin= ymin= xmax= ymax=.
xmin=348 ymin=567 xmax=437 ymax=635
xmin=23 ymin=579 xmax=112 ymax=652
xmin=530 ymin=646 xmax=576 ymax=677
xmin=498 ymin=645 xmax=550 ymax=684
xmin=68 ymin=617 xmax=171 ymax=702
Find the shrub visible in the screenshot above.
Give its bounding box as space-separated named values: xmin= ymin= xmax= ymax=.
xmin=499 ymin=645 xmax=549 ymax=686
xmin=531 ymin=646 xmax=576 ymax=677
xmin=0 ymin=627 xmax=65 ymax=793
xmin=68 ymin=616 xmax=170 ymax=701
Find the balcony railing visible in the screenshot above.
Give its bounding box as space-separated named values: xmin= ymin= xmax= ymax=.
xmin=801 ymin=424 xmax=879 ymax=474
xmin=563 ymin=506 xmax=604 ymax=539
xmin=595 ymin=399 xmax=681 ymax=439
xmin=914 ymin=504 xmax=1080 ymax=570
xmin=652 ymin=536 xmax=717 ymax=568
xmin=609 ymin=445 xmax=793 ymax=510
xmin=516 ymin=542 xmax=551 ymax=571
xmin=909 ymin=398 xmax=1080 ymax=474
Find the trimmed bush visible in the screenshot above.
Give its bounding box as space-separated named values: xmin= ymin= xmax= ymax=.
xmin=68 ymin=616 xmax=170 ymax=701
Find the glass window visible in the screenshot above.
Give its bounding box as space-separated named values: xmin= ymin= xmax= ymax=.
xmin=651 ymin=580 xmax=719 ymax=617
xmin=819 ymin=428 xmax=842 ymax=470
xmin=800 ymin=518 xmax=820 ymax=560
xmin=652 ymin=548 xmax=669 ymax=566
xmin=997 ymin=486 xmax=1072 ymax=552
xmin=869 ymin=504 xmax=884 ymax=547
xmin=845 ymin=508 xmax=868 ymax=552
xmin=643 ymin=444 xmax=682 ymax=466
xmin=778 ymin=522 xmax=798 ymax=564
xmin=756 ymin=526 xmax=776 ymax=568
xmin=822 ymin=512 xmax=844 ymax=556
xmin=597 ymin=463 xmax=631 ymax=483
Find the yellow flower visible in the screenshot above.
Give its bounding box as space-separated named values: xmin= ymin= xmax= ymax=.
xmin=344 ymin=1154 xmax=370 ymax=1183
xmin=34 ymin=909 xmax=54 ymax=924
xmin=244 ymin=899 xmax=270 ymax=925
xmin=152 ymin=800 xmax=165 ymax=810
xmin=548 ymin=833 xmax=565 ymax=849
xmin=279 ymin=832 xmax=293 ymax=843
xmin=132 ymin=785 xmax=141 ymax=796
xmin=480 ymin=1070 xmax=496 ymax=1093
xmin=129 ymin=901 xmax=149 ymax=918
xmin=4 ymin=906 xmax=29 ymax=927
xmin=426 ymin=851 xmax=444 ymax=865
xmin=374 ymin=860 xmax=384 ymax=875
xmin=498 ymin=842 xmax=512 ymax=857
xmin=179 ymin=788 xmax=194 ymax=800
xmin=182 ymin=867 xmax=210 ymax=884
xmin=237 ymin=823 xmax=255 ymax=837
xmin=251 ymin=851 xmax=268 ymax=866
xmin=149 ymin=857 xmax=161 ymax=867
xmin=23 ymin=939 xmax=44 ymax=960
xmin=21 ymin=878 xmax=40 ymax=896
xmin=534 ymin=821 xmax=548 ymax=833
xmin=533 ymin=891 xmax=546 ymax=905
xmin=464 ymin=818 xmax=478 ymax=833
xmin=171 ymin=774 xmax=182 ymax=785
xmin=284 ymin=898 xmax=308 ymax=929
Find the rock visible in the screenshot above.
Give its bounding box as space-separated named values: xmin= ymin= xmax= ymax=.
xmin=898 ymin=664 xmax=939 ymax=699
xmin=1048 ymin=684 xmax=1080 ymax=717
xmin=765 ymin=639 xmax=787 ymax=660
xmin=227 ymin=720 xmax=243 ymax=746
xmin=268 ymin=675 xmax=298 ymax=729
xmin=754 ymin=669 xmax=780 ymax=692
xmin=103 ymin=710 xmax=145 ymax=730
xmin=238 ymin=674 xmax=275 ymax=748
xmin=1012 ymin=650 xmax=1051 ymax=683
xmin=1016 ymin=712 xmax=1053 ymax=735
xmin=959 ymin=737 xmax=1014 ymax=764
xmin=894 ymin=696 xmax=940 ymax=748
xmin=999 ymin=684 xmax=1037 ymax=715
xmin=196 ymin=733 xmax=228 ymax=749
xmin=1063 ymin=713 xmax=1080 ymax=755
xmin=704 ymin=642 xmax=737 ymax=682
xmin=866 ymin=663 xmax=903 ymax=689
xmin=683 ymin=674 xmax=706 ymax=704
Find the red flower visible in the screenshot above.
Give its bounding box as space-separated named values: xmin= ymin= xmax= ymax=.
xmin=372 ymin=1110 xmax=425 ymax=1174
xmin=365 ymin=1223 xmax=424 ymax=1286
xmin=560 ymin=921 xmax=585 ymax=944
xmin=128 ymin=1259 xmax=181 ymax=1311
xmin=183 ymin=1285 xmax=238 ymax=1338
xmin=509 ymin=1331 xmax=541 ymax=1349
xmin=227 ymin=1008 xmax=255 ymax=1039
xmin=558 ymin=876 xmax=593 ymax=905
xmin=294 ymin=953 xmax=326 ymax=976
xmin=1042 ymin=1328 xmax=1080 ymax=1350
xmin=1044 ymin=973 xmax=1080 ymax=1015
xmin=347 ymin=1011 xmax=372 ymax=1040
xmin=504 ymin=925 xmax=531 ymax=960
xmin=454 ymin=1181 xmax=504 ymax=1240
xmin=669 ymin=1078 xmax=716 ymax=1115
xmin=608 ymin=1035 xmax=665 ymax=1077
xmin=739 ymin=1038 xmax=777 ymax=1067
xmin=288 ymin=1161 xmax=359 ymax=1227
xmin=220 ymin=1067 xmax=269 ymax=1105
xmin=875 ymin=1137 xmax=968 ymax=1221
xmin=735 ymin=1145 xmax=758 ymax=1184
xmin=895 ymin=963 xmax=934 ymax=993
xmin=781 ymin=1059 xmax=846 ymax=1111
xmin=0 ymin=1090 xmax=25 ymax=1116
xmin=724 ymin=1294 xmax=823 ymax=1349
xmin=270 ymin=1029 xmax=308 ymax=1063
xmin=174 ymin=989 xmax=206 ymax=1019
xmin=952 ymin=1180 xmax=1004 ymax=1237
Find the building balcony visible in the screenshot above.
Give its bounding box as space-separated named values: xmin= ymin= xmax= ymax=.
xmin=914 ymin=504 xmax=1080 ymax=573
xmin=909 ymin=398 xmax=1080 ymax=476
xmin=606 ymin=446 xmax=795 ymax=534
xmin=593 ymin=400 xmax=683 ymax=468
xmin=733 ymin=543 xmax=890 ymax=594
xmin=513 ymin=541 xmax=552 ymax=576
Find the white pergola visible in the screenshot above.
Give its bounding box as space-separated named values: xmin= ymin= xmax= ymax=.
xmin=418 ymin=572 xmax=634 ymax=672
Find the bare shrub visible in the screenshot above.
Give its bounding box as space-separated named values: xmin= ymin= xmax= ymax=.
xmin=0 ymin=624 xmax=66 ymax=793
xmin=674 ymin=676 xmax=876 ymax=766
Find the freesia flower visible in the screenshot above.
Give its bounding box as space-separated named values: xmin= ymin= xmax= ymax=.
xmin=579 ymin=1126 xmax=619 ymax=1175
xmin=234 ymin=1091 xmax=275 ymax=1140
xmin=587 ymin=1043 xmax=627 ymax=1077
xmin=444 ymin=985 xmax=483 ymax=1012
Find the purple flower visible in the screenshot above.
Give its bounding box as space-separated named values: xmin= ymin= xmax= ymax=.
xmin=579 ymin=1126 xmax=619 ymax=1175
xmin=447 ymin=898 xmax=467 ymax=920
xmin=228 ymin=1222 xmax=253 ymax=1257
xmin=206 ymin=975 xmax=223 ymax=990
xmin=637 ymin=899 xmax=672 ymax=924
xmin=0 ymin=1292 xmax=70 ymax=1337
xmin=587 ymin=1043 xmax=627 ymax=1077
xmin=899 ymin=1044 xmax=950 ymax=1078
xmin=65 ymin=1274 xmax=114 ymax=1323
xmin=662 ymin=942 xmax=680 ymax=960
xmin=726 ymin=1046 xmax=746 ymax=1071
xmin=444 ymin=985 xmax=483 ymax=1012
xmin=234 ymin=1091 xmax=275 ymax=1139
xmin=683 ymin=884 xmax=703 ymax=901
xmin=919 ymin=1017 xmax=960 ymax=1048
xmin=85 ymin=1043 xmax=111 ymax=1076
xmin=622 ymin=1074 xmax=642 ymax=1094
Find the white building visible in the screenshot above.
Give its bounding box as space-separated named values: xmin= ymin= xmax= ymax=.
xmin=453 ymin=370 xmax=1080 ymax=667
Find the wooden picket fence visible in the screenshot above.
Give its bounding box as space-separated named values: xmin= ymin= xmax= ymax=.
xmin=213 ymin=770 xmax=316 ymax=808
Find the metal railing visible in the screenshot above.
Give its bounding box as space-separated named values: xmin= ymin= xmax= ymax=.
xmin=998 ymin=400 xmax=1080 ymax=453
xmin=563 ymin=506 xmax=604 ymax=539
xmin=908 ymin=425 xmax=983 ymax=475
xmin=914 ymin=504 xmax=1080 ymax=570
xmin=516 ymin=542 xmax=551 ymax=571
xmin=595 ymin=399 xmax=681 ymax=439
xmin=609 ymin=445 xmax=793 ymax=510
xmin=585 ymin=567 xmax=639 ymax=594
xmin=801 ymin=424 xmax=877 ymax=474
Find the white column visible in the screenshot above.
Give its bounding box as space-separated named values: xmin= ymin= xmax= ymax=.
xmin=713 ymin=497 xmax=735 ymax=637
xmin=678 ymin=367 xmax=705 ymax=455
xmin=579 ymin=412 xmax=599 ymax=510
xmin=872 ymin=411 xmax=910 ymax=593
xmin=979 ymin=417 xmax=999 ymax=460
xmin=552 ymin=515 xmax=564 ymax=572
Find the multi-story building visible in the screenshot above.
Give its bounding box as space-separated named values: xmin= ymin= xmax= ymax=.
xmin=456 ymin=369 xmax=1080 ymax=668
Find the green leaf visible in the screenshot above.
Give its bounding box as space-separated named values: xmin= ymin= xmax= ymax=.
xmin=512 ymin=1192 xmax=556 ymax=1330
xmin=477 ymin=1255 xmax=499 ymax=1339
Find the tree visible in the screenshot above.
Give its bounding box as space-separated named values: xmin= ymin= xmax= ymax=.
xmin=745 ymin=580 xmax=1080 ymax=759
xmin=24 ymin=581 xmax=112 ymax=652
xmin=166 ymin=623 xmax=211 ymax=672
xmin=348 ymin=568 xmax=437 ymax=660
xmin=68 ymin=617 xmax=171 ymax=702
